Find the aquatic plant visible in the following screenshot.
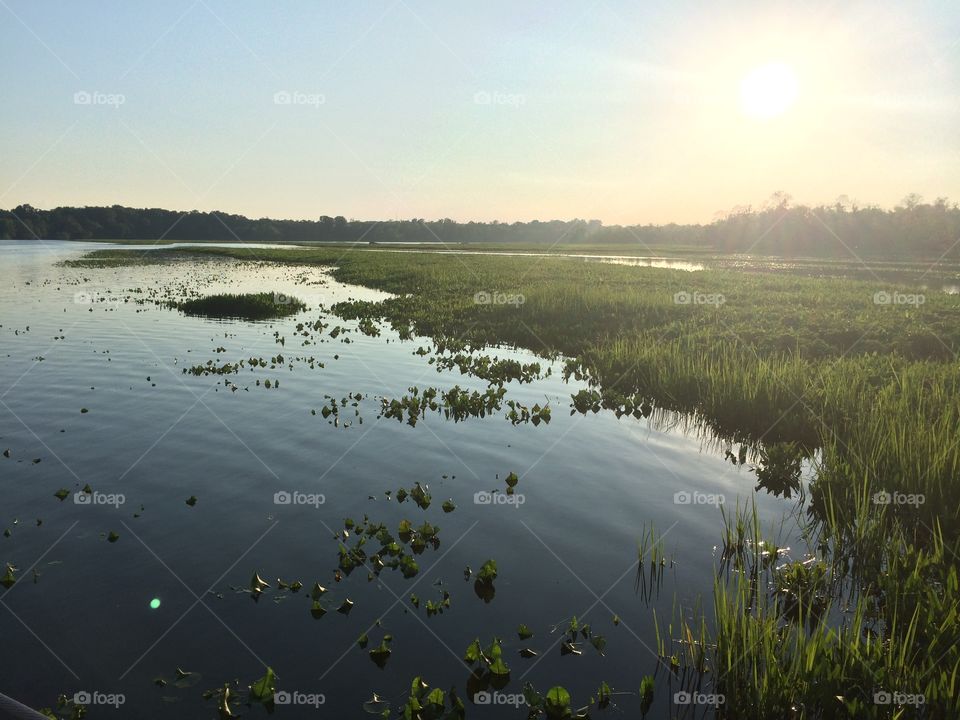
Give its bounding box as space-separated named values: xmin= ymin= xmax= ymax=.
xmin=176 ymin=292 xmax=305 ymax=320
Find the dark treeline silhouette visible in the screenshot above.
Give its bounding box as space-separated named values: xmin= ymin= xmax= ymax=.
xmin=3 ymin=193 xmax=958 ymax=257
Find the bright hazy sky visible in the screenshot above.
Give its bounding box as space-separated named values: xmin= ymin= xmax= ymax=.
xmin=1 ymin=1 xmax=957 ymax=225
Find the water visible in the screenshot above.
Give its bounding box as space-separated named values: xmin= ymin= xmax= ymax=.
xmin=365 ymin=247 xmax=705 ymax=272
xmin=0 ymin=240 xmax=805 ymax=718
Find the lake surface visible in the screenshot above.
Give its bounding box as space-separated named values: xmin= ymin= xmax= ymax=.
xmin=366 ymin=247 xmax=705 ymax=272
xmin=0 ymin=240 xmax=807 ymax=718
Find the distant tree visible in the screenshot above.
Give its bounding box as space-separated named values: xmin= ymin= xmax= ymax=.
xmin=3 ymin=198 xmax=958 ymax=258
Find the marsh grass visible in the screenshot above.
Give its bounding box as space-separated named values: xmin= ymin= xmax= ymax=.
xmin=711 ymin=500 xmax=960 ymax=718
xmin=176 ymin=292 xmax=305 ymax=320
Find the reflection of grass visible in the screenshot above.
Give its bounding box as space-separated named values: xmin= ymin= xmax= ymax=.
xmin=177 ymin=292 xmax=304 ymax=320
xmin=76 ymin=244 xmax=960 ymax=715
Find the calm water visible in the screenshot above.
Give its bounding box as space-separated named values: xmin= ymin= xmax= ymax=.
xmin=0 ymin=240 xmax=806 ymax=718
xmin=367 ymin=247 xmax=705 ymax=271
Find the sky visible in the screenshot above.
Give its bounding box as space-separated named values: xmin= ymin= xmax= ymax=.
xmin=0 ymin=0 xmax=958 ymax=225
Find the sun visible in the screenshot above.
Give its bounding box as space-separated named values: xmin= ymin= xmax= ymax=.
xmin=739 ymin=62 xmax=799 ymax=120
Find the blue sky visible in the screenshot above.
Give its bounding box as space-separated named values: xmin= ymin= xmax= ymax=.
xmin=1 ymin=0 xmax=958 ymax=224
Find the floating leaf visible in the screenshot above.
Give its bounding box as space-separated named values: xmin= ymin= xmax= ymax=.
xmin=518 ymin=624 xmax=533 ymax=640
xmin=545 ymin=686 xmax=572 ymax=718
xmin=410 ymin=482 xmax=431 ymax=509
xmin=597 ymin=681 xmax=612 ymax=708
xmin=369 ymin=639 xmax=392 ymax=668
xmin=1 ymin=564 xmax=16 ymax=588
xmin=442 ymin=499 xmax=456 ymax=513
xmin=54 ymin=488 xmax=70 ymax=501
xmin=464 ymin=638 xmax=483 ymax=664
xmin=523 ymin=682 xmax=543 ymax=708
xmin=185 ymin=496 xmax=197 ymax=507
xmin=591 ymin=635 xmax=607 ymax=656
xmin=424 ymin=687 xmax=445 ymax=708
xmin=249 ymin=666 xmax=276 ymax=703
xmin=477 ymin=559 xmax=498 ymax=583
xmin=173 ymin=667 xmax=201 ymax=689
xmin=362 ymin=693 xmax=389 ymax=715
xmin=399 ymin=554 xmax=419 ymax=578
xmin=489 ymin=657 xmax=510 ymax=676
xmin=250 ymin=572 xmax=270 ymax=594
xmin=560 ymin=641 xmax=582 ymax=656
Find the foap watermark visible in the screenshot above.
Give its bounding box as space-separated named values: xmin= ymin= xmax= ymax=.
xmin=873 ymin=290 xmax=925 ymax=306
xmin=473 ymin=90 xmax=525 ymax=107
xmin=674 ymin=691 xmax=725 ymax=707
xmin=274 ymin=691 xmax=325 ymax=707
xmin=872 ymin=490 xmax=925 ymax=507
xmin=674 ymin=490 xmax=725 ymax=507
xmin=474 ymin=291 xmax=525 ymax=307
xmin=474 ymin=691 xmax=526 ymax=707
xmin=274 ymin=490 xmax=325 ymax=508
xmin=74 ymin=91 xmax=125 ymax=108
xmin=474 ymin=490 xmax=525 ymax=507
xmin=873 ymin=690 xmax=925 ymax=706
xmin=73 ymin=691 xmax=125 ymax=708
xmin=75 ymin=491 xmax=125 ymax=508
xmin=273 ymin=292 xmax=294 ymax=305
xmin=74 ymin=290 xmax=123 ymax=307
xmin=273 ymin=90 xmax=325 ymax=108
xmin=674 ymin=290 xmax=725 ymax=306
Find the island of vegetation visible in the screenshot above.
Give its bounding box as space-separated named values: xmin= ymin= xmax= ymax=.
xmin=176 ymin=292 xmax=306 ymax=321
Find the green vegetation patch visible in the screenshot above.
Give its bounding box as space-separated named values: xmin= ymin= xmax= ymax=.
xmin=175 ymin=292 xmax=305 ymax=321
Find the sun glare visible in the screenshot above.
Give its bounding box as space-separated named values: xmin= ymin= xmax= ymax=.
xmin=739 ymin=62 xmax=799 ymax=120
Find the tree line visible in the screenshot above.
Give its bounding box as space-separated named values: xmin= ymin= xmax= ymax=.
xmin=2 ymin=194 xmax=958 ymax=258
